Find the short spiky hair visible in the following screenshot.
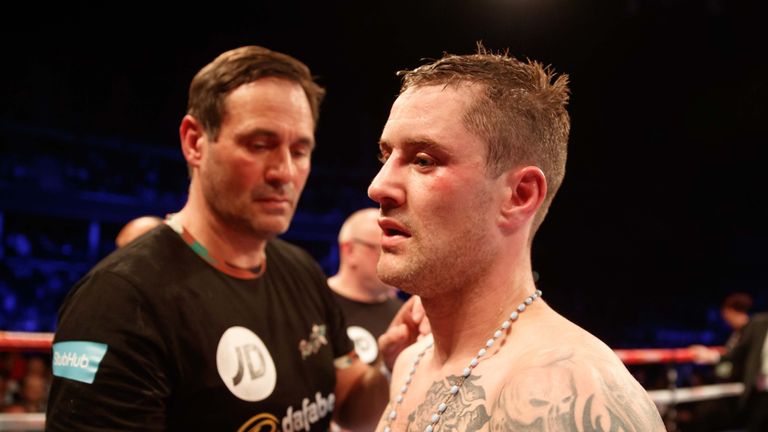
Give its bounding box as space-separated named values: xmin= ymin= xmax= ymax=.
xmin=187 ymin=46 xmax=325 ymax=140
xmin=397 ymin=43 xmax=570 ymax=234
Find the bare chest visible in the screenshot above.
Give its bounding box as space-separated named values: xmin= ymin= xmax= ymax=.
xmin=378 ymin=361 xmax=505 ymax=432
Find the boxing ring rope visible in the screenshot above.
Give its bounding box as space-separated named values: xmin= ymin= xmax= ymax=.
xmin=0 ymin=332 xmax=744 ymax=430
xmin=0 ymin=413 xmax=45 ymax=431
xmin=614 ymin=346 xmax=727 ymax=365
xmin=647 ymin=382 xmax=744 ymax=405
xmin=0 ymin=332 xmax=55 ymax=353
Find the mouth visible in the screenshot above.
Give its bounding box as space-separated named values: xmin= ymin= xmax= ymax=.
xmin=254 ymin=196 xmax=294 ymax=213
xmin=256 ymin=196 xmax=292 ymax=204
xmin=378 ymin=218 xmax=411 ymax=238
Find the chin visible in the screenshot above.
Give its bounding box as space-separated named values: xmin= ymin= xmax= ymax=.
xmin=248 ymin=216 xmax=292 ymax=235
xmin=377 ymin=265 xmax=416 ymax=295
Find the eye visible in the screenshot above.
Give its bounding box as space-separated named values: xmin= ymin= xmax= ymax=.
xmin=247 ymin=141 xmax=269 ymax=151
xmin=413 ymin=153 xmax=436 ymax=169
xmin=291 ymin=144 xmax=312 ymax=158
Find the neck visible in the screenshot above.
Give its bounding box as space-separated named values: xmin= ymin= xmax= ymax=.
xmin=422 ymin=255 xmax=538 ymax=365
xmin=175 ymin=195 xmax=267 ymax=269
xmin=328 ymin=269 xmax=389 ymax=303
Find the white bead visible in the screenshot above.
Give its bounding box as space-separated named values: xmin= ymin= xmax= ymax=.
xmin=450 ymin=385 xmax=459 ymax=394
xmin=400 ymin=385 xmax=408 ymax=393
xmin=425 ymin=426 xmax=433 ymax=432
xmin=486 ymin=339 xmax=494 ymax=348
xmin=384 ymin=427 xmax=391 ymax=432
xmin=463 ymin=367 xmax=471 ymax=377
xmin=525 ymin=297 xmax=533 ymax=305
xmin=518 ymin=304 xmax=526 ymax=312
xmin=494 ymin=330 xmax=502 ymax=339
xmin=396 ymin=394 xmax=403 ymax=403
xmin=431 ymin=413 xmax=440 ymax=423
xmin=438 ymin=402 xmax=447 ymax=413
xmin=478 ymin=348 xmax=487 ymax=357
xmin=537 ymin=289 xmax=542 ymax=296
xmin=389 ymin=410 xmax=397 ymax=420
xmin=501 ymin=320 xmax=510 ymax=329
xmin=470 ymin=357 xmax=478 ymax=367
xmin=510 ymin=311 xmax=519 ymax=320
xmin=405 ymin=375 xmax=412 ymax=384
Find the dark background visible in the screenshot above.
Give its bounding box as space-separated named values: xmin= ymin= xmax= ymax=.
xmin=1 ymin=0 xmax=766 ymax=348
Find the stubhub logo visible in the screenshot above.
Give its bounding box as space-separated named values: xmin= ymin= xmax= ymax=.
xmin=52 ymin=341 xmax=108 ymax=384
xmin=54 ymin=352 xmax=90 ymax=368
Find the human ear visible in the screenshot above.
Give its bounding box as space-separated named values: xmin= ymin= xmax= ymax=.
xmin=179 ymin=115 xmax=206 ymax=167
xmin=499 ymin=166 xmax=547 ymax=229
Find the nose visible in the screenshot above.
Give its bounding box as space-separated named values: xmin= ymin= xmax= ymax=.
xmin=368 ymin=156 xmax=404 ymax=209
xmin=265 ymin=147 xmax=296 ymax=185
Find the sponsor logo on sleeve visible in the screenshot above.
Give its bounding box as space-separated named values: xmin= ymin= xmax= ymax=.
xmin=51 ymin=341 xmax=108 ymax=384
xmin=216 ymin=326 xmax=277 ymax=402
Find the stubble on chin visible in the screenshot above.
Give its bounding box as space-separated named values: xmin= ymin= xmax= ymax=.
xmin=376 ymin=251 xmax=412 ymax=292
xmin=376 ymin=234 xmax=495 ymax=299
xmin=376 ymin=249 xmax=441 ymax=298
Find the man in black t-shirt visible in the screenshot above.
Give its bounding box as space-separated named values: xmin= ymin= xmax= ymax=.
xmin=328 ymin=208 xmax=403 ymax=366
xmin=47 ymin=46 xmax=426 ymax=431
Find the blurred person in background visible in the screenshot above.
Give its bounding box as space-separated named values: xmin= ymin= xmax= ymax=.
xmin=328 ymin=208 xmax=405 ymax=366
xmin=692 ymin=292 xmax=768 ymax=432
xmin=114 ymin=215 xmax=163 ymax=248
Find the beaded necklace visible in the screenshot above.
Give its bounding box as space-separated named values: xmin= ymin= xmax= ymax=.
xmin=382 ymin=289 xmax=542 ymax=432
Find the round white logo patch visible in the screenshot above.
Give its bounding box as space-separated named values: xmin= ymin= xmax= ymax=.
xmin=216 ymin=326 xmax=277 ymax=401
xmin=346 ymin=326 xmax=378 ymax=364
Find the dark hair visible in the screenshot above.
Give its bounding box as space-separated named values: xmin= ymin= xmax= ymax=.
xmin=722 ymin=292 xmax=753 ymax=313
xmin=397 ymin=43 xmax=570 ymax=234
xmin=187 ymin=46 xmax=325 ymax=139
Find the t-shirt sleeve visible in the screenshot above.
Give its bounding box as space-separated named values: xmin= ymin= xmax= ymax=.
xmin=310 ymin=261 xmax=355 ymax=361
xmin=47 ymin=270 xmax=172 ymax=431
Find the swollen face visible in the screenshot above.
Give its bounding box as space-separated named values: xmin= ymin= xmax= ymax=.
xmin=200 ymin=78 xmax=315 ymax=238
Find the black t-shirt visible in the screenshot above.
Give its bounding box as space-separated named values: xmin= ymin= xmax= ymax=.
xmin=47 ymin=225 xmax=353 ymax=431
xmin=330 ymin=291 xmax=402 ymax=365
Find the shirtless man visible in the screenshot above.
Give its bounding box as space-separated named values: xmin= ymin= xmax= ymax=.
xmin=368 ymin=45 xmax=665 ymax=431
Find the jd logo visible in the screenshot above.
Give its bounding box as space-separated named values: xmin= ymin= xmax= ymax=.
xmin=346 ymin=326 xmax=378 ymax=364
xmin=217 ymin=326 xmax=276 ymax=401
xmin=232 ymin=344 xmax=266 ymax=386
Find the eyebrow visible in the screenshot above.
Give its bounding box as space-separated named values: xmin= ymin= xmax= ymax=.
xmin=379 ymin=136 xmax=443 ymax=153
xmin=237 ymin=128 xmax=315 ymax=149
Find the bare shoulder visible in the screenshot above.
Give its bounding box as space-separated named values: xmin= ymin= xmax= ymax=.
xmin=489 ymin=316 xmax=665 ymax=431
xmin=390 ymin=336 xmax=434 ymax=391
